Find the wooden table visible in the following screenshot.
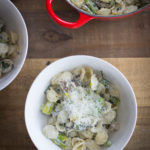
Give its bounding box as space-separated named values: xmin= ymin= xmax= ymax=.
xmin=0 ymin=0 xmax=150 ymax=149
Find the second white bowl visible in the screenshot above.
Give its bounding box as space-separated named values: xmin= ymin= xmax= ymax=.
xmin=0 ymin=0 xmax=28 ymax=90
xmin=25 ymin=55 xmax=137 ymax=150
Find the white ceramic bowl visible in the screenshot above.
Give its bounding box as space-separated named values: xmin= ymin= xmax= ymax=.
xmin=25 ymin=55 xmax=137 ymax=150
xmin=0 ymin=0 xmax=28 ymax=90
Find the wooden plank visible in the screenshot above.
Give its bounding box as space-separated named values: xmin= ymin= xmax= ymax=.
xmin=126 ymin=126 xmax=150 ymax=150
xmin=11 ymin=0 xmax=150 ymax=58
xmin=0 ymin=58 xmax=150 ymax=150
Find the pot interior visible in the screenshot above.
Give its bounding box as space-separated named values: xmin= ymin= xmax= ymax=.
xmin=66 ymin=0 xmax=150 ymax=18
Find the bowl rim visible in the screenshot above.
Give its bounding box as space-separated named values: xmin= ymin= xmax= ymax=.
xmin=0 ymin=0 xmax=28 ymax=91
xmin=25 ymin=55 xmax=137 ymax=150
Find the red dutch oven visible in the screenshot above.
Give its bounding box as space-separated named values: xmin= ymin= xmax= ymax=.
xmin=46 ymin=0 xmax=150 ymax=29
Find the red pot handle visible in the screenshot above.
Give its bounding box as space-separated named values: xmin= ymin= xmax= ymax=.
xmin=46 ymin=0 xmax=94 ymax=29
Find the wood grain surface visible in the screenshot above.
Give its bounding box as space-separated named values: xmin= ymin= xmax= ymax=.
xmin=11 ymin=0 xmax=150 ymax=58
xmin=0 ymin=58 xmax=150 ymax=150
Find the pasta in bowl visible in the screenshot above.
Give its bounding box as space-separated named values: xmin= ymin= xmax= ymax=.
xmin=70 ymin=0 xmax=150 ymax=16
xmin=25 ymin=55 xmax=137 ymax=150
xmin=41 ymin=67 xmax=120 ymax=150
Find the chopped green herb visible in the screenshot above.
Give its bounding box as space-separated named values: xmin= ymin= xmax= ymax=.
xmin=104 ymin=140 xmax=112 ymax=147
xmin=101 ymin=78 xmax=111 ymax=89
xmin=97 ymin=107 xmax=101 ymax=113
xmin=109 ymin=96 xmax=119 ymax=107
xmin=0 ymin=39 xmax=8 ymax=43
xmin=98 ymin=97 xmax=104 ymax=105
xmin=85 ymin=0 xmax=98 ymax=13
xmin=110 ymin=0 xmax=115 ymax=7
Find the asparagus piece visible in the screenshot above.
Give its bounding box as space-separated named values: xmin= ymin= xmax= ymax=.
xmin=85 ymin=0 xmax=99 ymax=13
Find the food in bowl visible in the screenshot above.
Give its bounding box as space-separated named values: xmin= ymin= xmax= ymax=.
xmin=0 ymin=19 xmax=19 ymax=78
xmin=41 ymin=66 xmax=120 ymax=150
xmin=70 ymin=0 xmax=150 ymax=15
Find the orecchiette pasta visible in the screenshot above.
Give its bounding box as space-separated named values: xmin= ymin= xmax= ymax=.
xmin=0 ymin=43 xmax=8 ymax=58
xmin=91 ymin=74 xmax=99 ymax=91
xmin=79 ymin=130 xmax=94 ymax=139
xmin=51 ymin=72 xmax=73 ymax=85
xmin=86 ymin=139 xmax=100 ymax=150
xmin=70 ymin=0 xmax=149 ymax=16
xmin=43 ymin=125 xmax=58 ymax=139
xmin=95 ymin=129 xmax=108 ymax=145
xmin=9 ymin=31 xmax=18 ymax=44
xmin=0 ymin=59 xmax=13 ymax=74
xmin=109 ymin=85 xmax=120 ymax=97
xmin=102 ymin=101 xmax=112 ymax=114
xmin=57 ymin=110 xmax=68 ymax=124
xmin=103 ymin=110 xmax=116 ymax=124
xmin=97 ymin=83 xmax=106 ymax=94
xmin=48 ymin=116 xmax=56 ymax=125
xmin=125 ymin=0 xmax=135 ymax=4
xmin=46 ymin=88 xmax=61 ymax=103
xmin=83 ymin=67 xmax=93 ymax=82
xmin=72 ymin=67 xmax=85 ymax=81
xmin=91 ymin=120 xmax=103 ymax=133
xmin=41 ymin=66 xmax=120 ymax=150
xmin=104 ymin=93 xmax=110 ymax=101
xmin=112 ymin=2 xmax=126 ymax=15
xmin=72 ymin=138 xmax=86 ymax=150
xmin=72 ymin=138 xmax=84 ymax=146
xmin=66 ymin=122 xmax=74 ymax=128
xmin=65 ymin=138 xmax=72 ymax=150
xmin=71 ymin=0 xmax=84 ymax=8
xmin=56 ymin=122 xmax=66 ymax=132
xmin=96 ymin=8 xmax=111 ymax=16
xmin=67 ymin=130 xmax=78 ymax=137
xmin=55 ymin=104 xmax=62 ymax=112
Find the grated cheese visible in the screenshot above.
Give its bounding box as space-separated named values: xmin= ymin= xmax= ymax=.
xmin=63 ymin=86 xmax=103 ymax=130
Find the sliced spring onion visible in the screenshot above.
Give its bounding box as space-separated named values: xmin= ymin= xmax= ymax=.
xmin=64 ymin=92 xmax=71 ymax=98
xmin=52 ymin=134 xmax=68 ymax=149
xmin=89 ymin=81 xmax=92 ymax=87
xmin=57 ymin=134 xmax=68 ymax=143
xmin=104 ymin=140 xmax=112 ymax=147
xmin=41 ymin=102 xmax=54 ymax=115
